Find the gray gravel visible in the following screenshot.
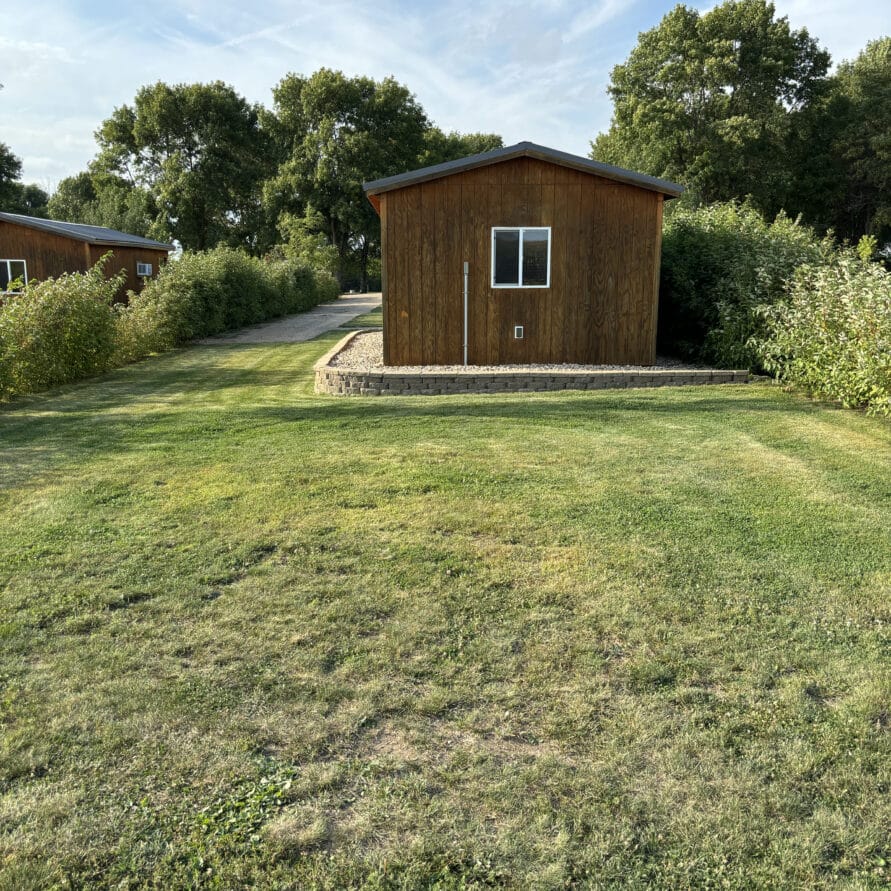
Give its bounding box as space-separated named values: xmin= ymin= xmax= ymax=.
xmin=331 ymin=331 xmax=709 ymax=372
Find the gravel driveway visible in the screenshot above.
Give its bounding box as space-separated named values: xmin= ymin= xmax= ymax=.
xmin=201 ymin=292 xmax=381 ymax=344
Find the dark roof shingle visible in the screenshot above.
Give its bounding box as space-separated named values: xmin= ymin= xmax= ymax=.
xmin=364 ymin=141 xmax=684 ymax=198
xmin=0 ymin=212 xmax=174 ymax=250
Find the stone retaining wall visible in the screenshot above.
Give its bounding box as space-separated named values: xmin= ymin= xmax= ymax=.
xmin=314 ymin=332 xmax=749 ymax=396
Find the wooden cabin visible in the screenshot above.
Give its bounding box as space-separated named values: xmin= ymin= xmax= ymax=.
xmin=364 ymin=142 xmax=683 ymax=366
xmin=0 ymin=212 xmax=174 ymax=301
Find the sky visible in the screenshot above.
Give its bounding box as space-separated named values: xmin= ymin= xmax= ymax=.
xmin=1 ymin=0 xmax=888 ymax=190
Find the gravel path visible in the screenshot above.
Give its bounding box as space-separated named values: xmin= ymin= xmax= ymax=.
xmin=201 ymin=293 xmax=381 ymax=344
xmin=331 ymin=331 xmax=709 ymax=372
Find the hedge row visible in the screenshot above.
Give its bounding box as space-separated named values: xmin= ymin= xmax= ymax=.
xmin=0 ymin=248 xmax=339 ymax=400
xmin=754 ymin=253 xmax=891 ymax=416
xmin=658 ymin=202 xmax=832 ymax=369
xmin=659 ymin=201 xmax=890 ymax=415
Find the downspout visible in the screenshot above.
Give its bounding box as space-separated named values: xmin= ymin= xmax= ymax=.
xmin=463 ymin=261 xmax=469 ymax=367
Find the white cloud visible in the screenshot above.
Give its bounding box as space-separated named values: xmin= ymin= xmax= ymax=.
xmin=0 ymin=0 xmax=885 ymax=188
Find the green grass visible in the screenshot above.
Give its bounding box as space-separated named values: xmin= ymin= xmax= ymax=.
xmin=1 ymin=336 xmax=889 ymax=888
xmin=340 ymin=306 xmax=383 ymax=328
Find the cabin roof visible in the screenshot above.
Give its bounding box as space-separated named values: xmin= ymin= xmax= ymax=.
xmin=0 ymin=212 xmax=175 ymax=250
xmin=364 ymin=141 xmax=684 ymax=199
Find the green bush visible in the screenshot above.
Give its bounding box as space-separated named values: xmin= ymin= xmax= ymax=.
xmin=1 ymin=246 xmax=341 ymax=401
xmin=127 ymin=248 xmax=339 ymax=350
xmin=754 ymin=253 xmax=891 ymax=416
xmin=659 ymin=202 xmax=830 ymax=368
xmin=0 ymin=262 xmax=123 ymax=399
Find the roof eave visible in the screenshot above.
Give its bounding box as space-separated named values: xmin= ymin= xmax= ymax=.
xmin=0 ymin=212 xmax=175 ymax=250
xmin=88 ymin=237 xmax=175 ymax=250
xmin=363 ymin=141 xmax=684 ymax=199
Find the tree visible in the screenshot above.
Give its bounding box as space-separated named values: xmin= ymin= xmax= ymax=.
xmin=592 ymin=0 xmax=830 ymax=214
xmin=0 ymin=143 xmax=48 ymax=216
xmin=8 ymin=183 xmax=49 ymax=216
xmin=829 ymin=38 xmax=891 ymax=242
xmin=48 ymin=170 xmax=156 ymax=236
xmin=420 ymin=129 xmax=503 ymax=166
xmin=95 ymin=81 xmax=274 ymax=250
xmin=265 ymin=69 xmax=430 ymax=291
xmin=0 ymin=142 xmax=23 ymax=208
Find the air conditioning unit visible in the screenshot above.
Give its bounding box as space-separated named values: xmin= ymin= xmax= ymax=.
xmin=136 ymin=262 xmax=153 ymax=277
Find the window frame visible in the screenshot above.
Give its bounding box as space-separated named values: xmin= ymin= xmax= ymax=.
xmin=136 ymin=261 xmax=154 ymax=277
xmin=0 ymin=259 xmax=28 ymax=293
xmin=490 ymin=226 xmax=551 ymax=289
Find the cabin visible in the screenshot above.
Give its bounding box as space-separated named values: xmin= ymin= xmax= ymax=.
xmin=364 ymin=142 xmax=683 ymax=366
xmin=0 ymin=212 xmax=174 ymax=301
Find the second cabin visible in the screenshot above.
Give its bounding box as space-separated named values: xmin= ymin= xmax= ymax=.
xmin=364 ymin=142 xmax=683 ymax=367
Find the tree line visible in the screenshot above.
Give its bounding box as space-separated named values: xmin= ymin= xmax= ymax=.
xmin=0 ymin=0 xmax=887 ymax=288
xmin=593 ymin=2 xmax=890 ymax=245
xmin=1 ymin=70 xmax=501 ymax=290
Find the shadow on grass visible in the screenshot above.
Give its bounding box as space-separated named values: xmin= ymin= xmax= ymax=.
xmin=2 ymin=338 xmax=876 ymax=493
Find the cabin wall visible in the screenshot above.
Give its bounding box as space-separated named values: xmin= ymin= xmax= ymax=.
xmin=0 ymin=221 xmax=168 ymax=300
xmin=86 ymin=245 xmax=169 ymax=300
xmin=380 ymin=157 xmax=664 ymax=366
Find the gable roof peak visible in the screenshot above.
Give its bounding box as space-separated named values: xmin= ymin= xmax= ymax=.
xmin=363 ymin=141 xmax=683 ymax=198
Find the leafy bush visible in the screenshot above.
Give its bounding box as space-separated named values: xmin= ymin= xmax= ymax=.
xmin=659 ymin=202 xmax=830 ymax=367
xmin=1 ymin=247 xmax=341 ymax=400
xmin=0 ymin=262 xmax=122 ymax=399
xmin=754 ymin=253 xmax=891 ymax=416
xmin=126 ymin=248 xmax=339 ymax=350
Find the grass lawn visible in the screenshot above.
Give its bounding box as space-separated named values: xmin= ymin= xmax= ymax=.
xmin=340 ymin=306 xmax=383 ymax=329
xmin=1 ymin=335 xmax=889 ymax=889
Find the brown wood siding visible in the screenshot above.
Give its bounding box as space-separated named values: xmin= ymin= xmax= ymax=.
xmin=87 ymin=244 xmax=169 ymax=301
xmin=380 ymin=156 xmax=663 ymax=366
xmin=0 ymin=220 xmax=168 ymax=301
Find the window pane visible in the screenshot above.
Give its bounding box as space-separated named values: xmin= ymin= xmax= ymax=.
xmin=0 ymin=263 xmax=9 ymax=290
xmin=494 ymin=230 xmax=520 ymax=285
xmin=9 ymin=261 xmax=26 ymax=285
xmin=522 ymin=229 xmax=549 ymax=286
xmin=523 ymin=229 xmax=548 ymax=285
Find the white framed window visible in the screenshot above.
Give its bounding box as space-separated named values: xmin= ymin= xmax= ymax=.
xmin=0 ymin=259 xmax=27 ymax=293
xmin=491 ymin=227 xmax=551 ymax=288
xmin=136 ymin=262 xmax=153 ymax=277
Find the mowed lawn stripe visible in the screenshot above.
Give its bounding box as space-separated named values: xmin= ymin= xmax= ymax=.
xmin=0 ymin=339 xmax=889 ymax=888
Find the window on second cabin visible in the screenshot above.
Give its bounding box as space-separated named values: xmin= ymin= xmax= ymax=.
xmin=0 ymin=259 xmax=27 ymax=293
xmin=491 ymin=227 xmax=550 ymax=288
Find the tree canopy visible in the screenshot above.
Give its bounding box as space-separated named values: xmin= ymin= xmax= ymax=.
xmin=95 ymin=81 xmax=273 ymax=250
xmin=0 ymin=142 xmax=49 ymax=217
xmin=264 ymin=69 xmax=501 ymax=289
xmin=827 ymin=38 xmax=891 ymax=241
xmin=47 ymin=169 xmax=156 ymax=237
xmin=592 ymin=0 xmax=830 ymax=216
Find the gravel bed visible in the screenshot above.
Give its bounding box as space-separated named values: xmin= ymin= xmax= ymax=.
xmin=331 ymin=330 xmax=712 ymax=373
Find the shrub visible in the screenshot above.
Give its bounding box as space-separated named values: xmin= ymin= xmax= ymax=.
xmin=659 ymin=202 xmax=830 ymax=368
xmin=0 ymin=262 xmax=122 ymax=399
xmin=754 ymin=253 xmax=891 ymax=416
xmin=127 ymin=248 xmax=340 ymax=351
xmin=266 ymin=260 xmax=339 ymax=315
xmin=0 ymin=246 xmax=341 ymax=401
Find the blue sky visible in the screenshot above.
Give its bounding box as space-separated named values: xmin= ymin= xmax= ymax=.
xmin=2 ymin=0 xmax=888 ymax=189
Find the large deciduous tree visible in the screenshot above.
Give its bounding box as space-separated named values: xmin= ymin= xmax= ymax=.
xmin=829 ymin=38 xmax=891 ymax=242
xmin=264 ymin=69 xmax=430 ymax=291
xmin=47 ymin=169 xmax=157 ymax=237
xmin=0 ymin=142 xmax=49 ymax=216
xmin=592 ymin=0 xmax=830 ymax=214
xmin=95 ymin=81 xmax=273 ymax=250
xmin=420 ymin=129 xmax=503 ymax=166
